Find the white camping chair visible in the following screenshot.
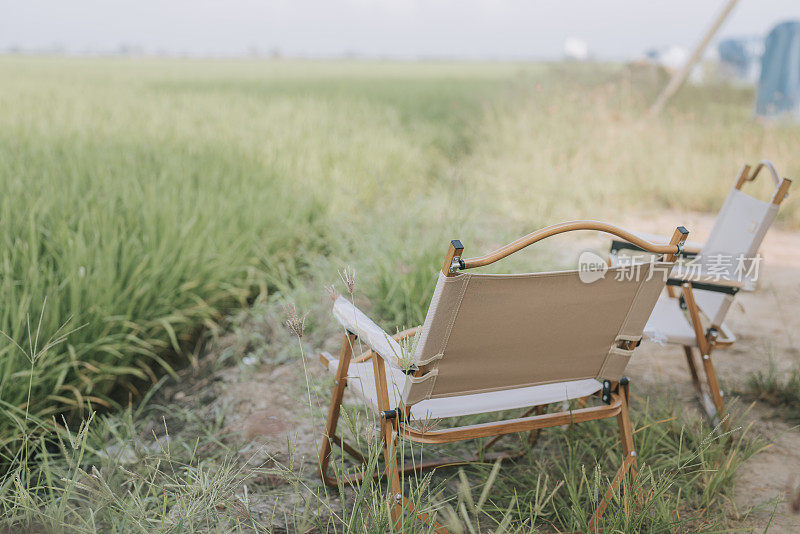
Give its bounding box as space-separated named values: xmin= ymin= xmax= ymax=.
xmin=610 ymin=161 xmax=792 ymax=423
xmin=318 ymin=221 xmax=688 ymax=531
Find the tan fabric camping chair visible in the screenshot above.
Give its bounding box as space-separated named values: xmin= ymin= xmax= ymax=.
xmin=609 ymin=161 xmax=792 ymax=424
xmin=317 ymin=221 xmax=688 ymax=531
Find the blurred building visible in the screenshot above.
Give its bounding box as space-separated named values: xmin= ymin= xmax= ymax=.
xmin=717 ymin=36 xmax=764 ymax=84
xmin=563 ymin=37 xmax=589 ymax=61
xmin=756 ymin=20 xmax=800 ymax=119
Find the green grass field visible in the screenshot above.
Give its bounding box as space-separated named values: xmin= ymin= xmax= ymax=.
xmin=1 ymin=57 xmax=799 ymax=531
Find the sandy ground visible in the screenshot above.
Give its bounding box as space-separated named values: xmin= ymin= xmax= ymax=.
xmin=161 ymin=209 xmax=800 ymax=531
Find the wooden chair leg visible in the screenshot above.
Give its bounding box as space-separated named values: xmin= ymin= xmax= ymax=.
xmin=683 ymin=345 xmax=704 ymax=399
xmin=370 ymin=350 xmax=406 ymax=529
xmin=683 ymin=345 xmax=724 ymax=425
xmin=372 ymin=348 xmax=451 ymax=532
xmin=588 ymin=382 xmax=637 ymax=530
xmin=380 ymin=418 xmax=404 ymax=527
xmin=699 ymin=349 xmax=725 ymax=427
xmin=681 ymin=283 xmax=726 ymax=426
xmin=319 ymin=333 xmax=356 ymax=486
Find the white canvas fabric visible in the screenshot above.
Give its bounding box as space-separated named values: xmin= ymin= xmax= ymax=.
xmin=690 ymin=188 xmax=778 ymax=325
xmin=644 ymin=297 xmax=700 ymax=346
xmin=642 ymin=187 xmax=778 ymax=342
xmin=324 ymin=356 xmax=602 ymax=419
xmin=332 ymin=297 xmax=404 ymax=367
xmin=643 ymin=295 xmax=738 ymax=347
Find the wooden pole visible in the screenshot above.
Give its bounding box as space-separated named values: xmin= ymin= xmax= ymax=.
xmin=647 ymin=0 xmax=740 ymax=117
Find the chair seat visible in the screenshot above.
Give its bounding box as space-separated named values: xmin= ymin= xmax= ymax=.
xmin=325 ymin=357 xmax=602 ymax=420
xmin=643 ymin=295 xmax=736 ymax=347
xmin=644 ymin=296 xmax=698 ymax=346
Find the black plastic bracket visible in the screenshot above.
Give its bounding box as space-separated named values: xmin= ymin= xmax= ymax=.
xmin=706 ymin=327 xmax=719 ymax=342
xmin=601 ymin=380 xmax=612 ymax=404
xmin=601 ymin=378 xmax=628 ymax=404
xmin=381 ymin=408 xmax=404 ymax=421
xmin=400 ymin=365 xmax=418 ymax=376
xmin=610 ymin=240 xmax=645 ymax=254
xmin=610 ymin=238 xmax=697 ymax=258
xmin=667 ymin=278 xmax=740 ymax=295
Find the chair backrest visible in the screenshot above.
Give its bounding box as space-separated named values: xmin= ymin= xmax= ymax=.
xmin=403 ymin=261 xmax=672 ymax=405
xmin=693 ymin=162 xmax=790 ymax=326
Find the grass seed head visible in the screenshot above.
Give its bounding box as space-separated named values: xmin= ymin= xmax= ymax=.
xmin=283 ymin=302 xmax=307 ymax=339
xmin=338 ymin=266 xmax=356 ymax=295
xmin=325 ymin=284 xmax=340 ymax=302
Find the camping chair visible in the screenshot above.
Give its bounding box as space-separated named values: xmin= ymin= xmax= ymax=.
xmin=609 ymin=161 xmax=792 ymax=423
xmin=317 ymin=220 xmax=688 ymax=531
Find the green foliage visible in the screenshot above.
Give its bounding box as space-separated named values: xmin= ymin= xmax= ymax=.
xmin=0 ymin=58 xmax=515 ymax=450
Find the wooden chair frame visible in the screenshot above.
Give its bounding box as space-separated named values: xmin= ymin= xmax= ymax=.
xmin=611 ymin=162 xmax=791 ymax=424
xmin=318 ymin=221 xmax=687 ymax=532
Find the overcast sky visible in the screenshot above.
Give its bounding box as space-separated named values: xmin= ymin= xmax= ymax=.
xmin=2 ymin=0 xmax=799 ymax=59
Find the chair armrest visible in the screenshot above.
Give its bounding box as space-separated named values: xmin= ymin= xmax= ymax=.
xmin=666 ymin=266 xmax=744 ymax=295
xmin=352 ymin=327 xmax=420 ymax=364
xmin=610 ymin=231 xmax=702 ymax=258
xmin=332 ymin=297 xmax=405 ymax=368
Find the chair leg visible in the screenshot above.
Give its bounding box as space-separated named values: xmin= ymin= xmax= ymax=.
xmin=380 ymin=418 xmax=404 ymax=528
xmin=382 ymin=421 xmax=452 ymax=533
xmin=683 ymin=345 xmax=704 ymax=399
xmin=683 ymin=345 xmax=725 ymax=425
xmin=699 ymin=349 xmax=725 ymax=427
xmin=319 ymin=333 xmax=356 ymax=486
xmin=588 ymin=383 xmax=637 ymax=530
xmin=680 ymin=284 xmax=726 ymax=426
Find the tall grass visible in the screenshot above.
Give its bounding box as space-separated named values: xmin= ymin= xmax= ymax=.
xmin=0 ymin=58 xmax=519 ymax=449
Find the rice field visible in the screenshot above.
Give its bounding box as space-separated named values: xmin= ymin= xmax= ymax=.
xmin=0 ymin=58 xmax=517 ymax=444
xmin=1 ymin=56 xmax=799 ymax=531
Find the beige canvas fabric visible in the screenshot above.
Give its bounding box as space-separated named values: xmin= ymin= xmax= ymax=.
xmin=404 ymin=262 xmax=669 ymax=404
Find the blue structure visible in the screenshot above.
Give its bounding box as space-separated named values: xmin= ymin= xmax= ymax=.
xmin=718 ymin=37 xmax=763 ymax=83
xmin=756 ymin=21 xmax=800 ymax=119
